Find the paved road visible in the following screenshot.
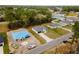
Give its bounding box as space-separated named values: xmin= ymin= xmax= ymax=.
xmin=25 ymin=32 xmax=73 ymax=54
xmin=39 ymin=33 xmax=52 ymax=42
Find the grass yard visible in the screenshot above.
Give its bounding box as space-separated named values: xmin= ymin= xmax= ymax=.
xmin=0 ymin=32 xmax=9 ymax=54
xmin=0 ymin=22 xmax=9 ymax=32
xmin=27 ymin=27 xmax=46 ymax=44
xmin=67 ymin=12 xmax=77 ymax=16
xmin=44 ymin=26 xmax=69 ymax=39
xmin=53 ymin=19 xmax=61 ymax=23
xmin=63 ymin=25 xmax=72 ymax=30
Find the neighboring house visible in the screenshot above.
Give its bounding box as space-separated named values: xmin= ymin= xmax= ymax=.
xmin=55 ymin=7 xmax=63 ymax=11
xmin=32 ymin=26 xmax=47 ymax=33
xmin=0 ymin=36 xmax=4 ymax=46
xmin=52 ymin=13 xmax=65 ymax=20
xmin=58 ymin=21 xmax=68 ymax=26
xmin=58 ymin=19 xmax=74 ymax=26
xmin=47 ymin=23 xmax=61 ymax=28
xmin=76 ymin=12 xmax=79 ymax=16
xmin=10 ymin=29 xmax=30 ymax=41
xmin=60 ymin=19 xmax=73 ymax=25
xmin=66 ymin=16 xmax=79 ymax=22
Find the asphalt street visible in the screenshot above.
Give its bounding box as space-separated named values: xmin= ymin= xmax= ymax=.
xmin=25 ymin=32 xmax=73 ymax=54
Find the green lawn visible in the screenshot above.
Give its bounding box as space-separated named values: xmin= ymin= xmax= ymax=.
xmin=67 ymin=13 xmax=77 ymax=16
xmin=45 ymin=27 xmax=69 ymax=39
xmin=63 ymin=25 xmax=72 ymax=30
xmin=53 ymin=19 xmax=61 ymax=23
xmin=0 ymin=32 xmax=9 ymax=54
xmin=27 ymin=27 xmax=46 ymax=44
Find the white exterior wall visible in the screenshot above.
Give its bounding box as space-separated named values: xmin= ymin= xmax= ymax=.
xmin=32 ymin=28 xmax=38 ymax=33
xmin=32 ymin=28 xmax=46 ymax=33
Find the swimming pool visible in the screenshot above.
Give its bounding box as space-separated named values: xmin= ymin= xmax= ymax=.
xmin=11 ymin=29 xmax=30 ymax=41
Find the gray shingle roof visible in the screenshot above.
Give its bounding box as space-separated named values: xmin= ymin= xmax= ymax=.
xmin=33 ymin=26 xmax=47 ymax=32
xmin=48 ymin=23 xmax=61 ymax=28
xmin=0 ymin=36 xmax=3 ymax=43
xmin=52 ymin=14 xmax=65 ymax=19
xmin=60 ymin=20 xmax=73 ymax=24
xmin=66 ymin=17 xmax=79 ymax=21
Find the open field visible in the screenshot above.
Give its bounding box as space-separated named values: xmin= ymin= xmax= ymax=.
xmin=0 ymin=22 xmax=9 ymax=32
xmin=67 ymin=12 xmax=77 ymax=16
xmin=44 ymin=26 xmax=70 ymax=39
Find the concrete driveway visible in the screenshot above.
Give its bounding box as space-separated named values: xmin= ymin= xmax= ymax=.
xmin=39 ymin=33 xmax=52 ymax=42
xmin=0 ymin=46 xmax=3 ymax=54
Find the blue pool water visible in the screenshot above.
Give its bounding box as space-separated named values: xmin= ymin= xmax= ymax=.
xmin=12 ymin=30 xmax=30 ymax=41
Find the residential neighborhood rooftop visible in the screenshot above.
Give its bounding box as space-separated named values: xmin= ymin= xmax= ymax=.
xmin=0 ymin=36 xmax=4 ymax=43
xmin=32 ymin=26 xmax=47 ymax=33
xmin=52 ymin=13 xmax=65 ymax=20
xmin=66 ymin=16 xmax=79 ymax=21
xmin=0 ymin=6 xmax=79 ymax=54
xmin=48 ymin=23 xmax=61 ymax=28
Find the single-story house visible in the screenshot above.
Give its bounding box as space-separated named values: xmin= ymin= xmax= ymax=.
xmin=57 ymin=18 xmax=73 ymax=26
xmin=61 ymin=19 xmax=73 ymax=25
xmin=66 ymin=16 xmax=79 ymax=22
xmin=32 ymin=26 xmax=47 ymax=33
xmin=52 ymin=13 xmax=65 ymax=20
xmin=58 ymin=21 xmax=67 ymax=26
xmin=47 ymin=23 xmax=61 ymax=28
xmin=0 ymin=36 xmax=4 ymax=46
xmin=10 ymin=28 xmax=30 ymax=41
xmin=76 ymin=12 xmax=79 ymax=16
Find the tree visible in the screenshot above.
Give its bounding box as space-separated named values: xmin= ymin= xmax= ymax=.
xmin=62 ymin=6 xmax=79 ymax=12
xmin=73 ymin=21 xmax=79 ymax=41
xmin=72 ymin=21 xmax=79 ymax=53
xmin=14 ymin=7 xmax=27 ymax=20
xmin=8 ymin=20 xmax=25 ymax=30
xmin=3 ymin=7 xmax=52 ymax=29
xmin=4 ymin=7 xmax=16 ymax=22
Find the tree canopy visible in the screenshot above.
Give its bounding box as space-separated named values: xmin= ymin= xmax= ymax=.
xmin=2 ymin=7 xmax=52 ymax=29
xmin=62 ymin=6 xmax=79 ymax=12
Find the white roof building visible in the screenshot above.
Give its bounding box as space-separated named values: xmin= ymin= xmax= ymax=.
xmin=52 ymin=13 xmax=65 ymax=20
